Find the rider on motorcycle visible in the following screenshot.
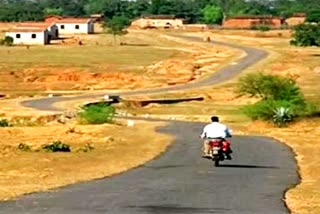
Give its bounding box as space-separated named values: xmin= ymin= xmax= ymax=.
xmin=200 ymin=116 xmax=232 ymax=159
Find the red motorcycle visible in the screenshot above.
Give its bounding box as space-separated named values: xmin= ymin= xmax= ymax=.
xmin=209 ymin=139 xmax=231 ymax=167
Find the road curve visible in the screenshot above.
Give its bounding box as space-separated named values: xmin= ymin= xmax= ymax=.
xmin=21 ymin=36 xmax=268 ymax=112
xmin=1 ymin=36 xmax=299 ymax=214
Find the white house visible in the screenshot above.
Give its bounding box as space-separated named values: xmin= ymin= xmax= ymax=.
xmin=5 ymin=28 xmax=50 ymax=45
xmin=54 ymin=18 xmax=94 ymax=34
xmin=14 ymin=22 xmax=59 ymax=39
xmin=130 ymin=15 xmax=184 ymax=29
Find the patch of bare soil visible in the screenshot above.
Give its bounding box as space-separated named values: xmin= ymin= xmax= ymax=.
xmin=0 ymin=121 xmax=172 ymax=201
xmin=0 ymin=43 xmax=237 ymax=92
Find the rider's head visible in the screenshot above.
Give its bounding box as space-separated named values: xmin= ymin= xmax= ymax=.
xmin=211 ymin=116 xmax=219 ymax=122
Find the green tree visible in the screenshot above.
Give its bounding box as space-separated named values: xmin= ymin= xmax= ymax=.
xmin=0 ymin=36 xmax=14 ymax=46
xmin=127 ymin=0 xmax=151 ymax=18
xmin=44 ymin=7 xmax=64 ymax=16
xmin=202 ymin=5 xmax=223 ymax=24
xmin=307 ymin=8 xmax=320 ymax=23
xmin=104 ymin=15 xmax=130 ymax=45
xmin=290 ymin=23 xmax=320 ymax=46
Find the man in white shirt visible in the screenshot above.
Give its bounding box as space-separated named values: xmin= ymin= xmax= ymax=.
xmin=200 ymin=116 xmax=232 ymax=159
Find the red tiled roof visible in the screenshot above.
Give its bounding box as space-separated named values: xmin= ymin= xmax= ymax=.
xmin=226 ymin=15 xmax=284 ymax=20
xmin=292 ymin=13 xmax=306 ymax=17
xmin=15 ymin=22 xmax=54 ymax=28
xmin=45 ymin=15 xmax=63 ymax=19
xmin=8 ymin=28 xmax=47 ymax=33
xmin=142 ymin=15 xmax=176 ymax=19
xmin=55 ymin=18 xmax=92 ymax=24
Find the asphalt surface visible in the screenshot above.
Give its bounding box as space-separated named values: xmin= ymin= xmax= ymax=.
xmin=2 ymin=36 xmax=299 ymax=214
xmin=0 ymin=122 xmax=298 ymax=214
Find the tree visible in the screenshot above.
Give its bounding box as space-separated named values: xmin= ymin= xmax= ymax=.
xmin=290 ymin=23 xmax=320 ymax=46
xmin=104 ymin=16 xmax=130 ymax=45
xmin=0 ymin=36 xmax=14 ymax=46
xmin=44 ymin=7 xmax=64 ymax=16
xmin=202 ymin=5 xmax=223 ymax=24
xmin=127 ymin=0 xmax=151 ymax=18
xmin=307 ymin=8 xmax=320 ymax=23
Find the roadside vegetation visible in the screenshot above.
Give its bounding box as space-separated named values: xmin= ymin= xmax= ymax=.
xmin=290 ymin=23 xmax=320 ymax=47
xmin=77 ymin=103 xmax=116 ymax=125
xmin=237 ymin=72 xmax=317 ymax=127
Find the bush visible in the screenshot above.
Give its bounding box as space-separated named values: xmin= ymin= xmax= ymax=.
xmin=0 ymin=119 xmax=10 ymax=127
xmin=238 ymin=72 xmax=316 ymax=126
xmin=290 ymin=23 xmax=320 ymax=47
xmin=237 ymin=72 xmax=305 ymax=104
xmin=251 ymin=25 xmax=271 ymax=31
xmin=242 ymin=99 xmax=296 ymax=120
xmin=42 ymin=140 xmax=71 ymax=152
xmin=0 ymin=36 xmax=13 ymax=46
xmin=77 ymin=103 xmax=115 ymax=124
xmin=273 ymin=107 xmax=293 ymax=127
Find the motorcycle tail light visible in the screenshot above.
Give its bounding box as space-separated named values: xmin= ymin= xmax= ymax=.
xmin=212 ymin=141 xmax=220 ymax=147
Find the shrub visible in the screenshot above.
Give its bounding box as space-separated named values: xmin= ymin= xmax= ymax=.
xmin=251 ymin=25 xmax=271 ymax=31
xmin=290 ymin=23 xmax=320 ymax=47
xmin=77 ymin=103 xmax=115 ymax=124
xmin=242 ymin=99 xmax=296 ymax=120
xmin=237 ymin=72 xmax=305 ymax=103
xmin=0 ymin=119 xmax=10 ymax=127
xmin=0 ymin=36 xmax=13 ymax=46
xmin=273 ymin=107 xmax=293 ymax=127
xmin=238 ymin=73 xmax=317 ymax=126
xmin=42 ymin=140 xmax=71 ymax=152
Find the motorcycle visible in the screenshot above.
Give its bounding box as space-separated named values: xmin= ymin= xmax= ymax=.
xmin=209 ymin=139 xmax=231 ymax=167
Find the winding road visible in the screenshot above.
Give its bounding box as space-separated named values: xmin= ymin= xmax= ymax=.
xmin=0 ymin=36 xmax=299 ymax=214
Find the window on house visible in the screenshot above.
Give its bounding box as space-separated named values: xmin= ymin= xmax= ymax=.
xmin=75 ymin=25 xmax=80 ymax=29
xmin=61 ymin=25 xmax=65 ymax=29
xmin=31 ymin=34 xmax=36 ymax=39
xmin=16 ymin=34 xmax=21 ymax=39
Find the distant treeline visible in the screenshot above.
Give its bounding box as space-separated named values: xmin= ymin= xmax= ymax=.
xmin=0 ymin=0 xmax=319 ymax=23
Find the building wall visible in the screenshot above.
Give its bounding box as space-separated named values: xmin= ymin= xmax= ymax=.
xmin=223 ymin=19 xmax=252 ymax=28
xmin=131 ymin=18 xmax=183 ymax=29
xmin=5 ymin=31 xmax=48 ymax=45
xmin=55 ymin=22 xmax=93 ymax=34
xmin=285 ymin=17 xmax=306 ymax=26
xmin=223 ymin=18 xmax=282 ymax=28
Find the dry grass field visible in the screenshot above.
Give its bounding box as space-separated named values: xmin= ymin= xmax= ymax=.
xmin=0 ymin=31 xmax=240 ymax=93
xmin=0 ymin=120 xmax=171 ymax=201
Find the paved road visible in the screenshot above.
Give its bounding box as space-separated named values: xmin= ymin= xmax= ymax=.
xmin=1 ymin=36 xmax=299 ymax=214
xmin=0 ymin=122 xmax=298 ymax=214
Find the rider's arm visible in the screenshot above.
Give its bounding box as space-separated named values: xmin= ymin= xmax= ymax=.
xmin=225 ymin=127 xmax=232 ymax=138
xmin=200 ymin=125 xmax=208 ymax=139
